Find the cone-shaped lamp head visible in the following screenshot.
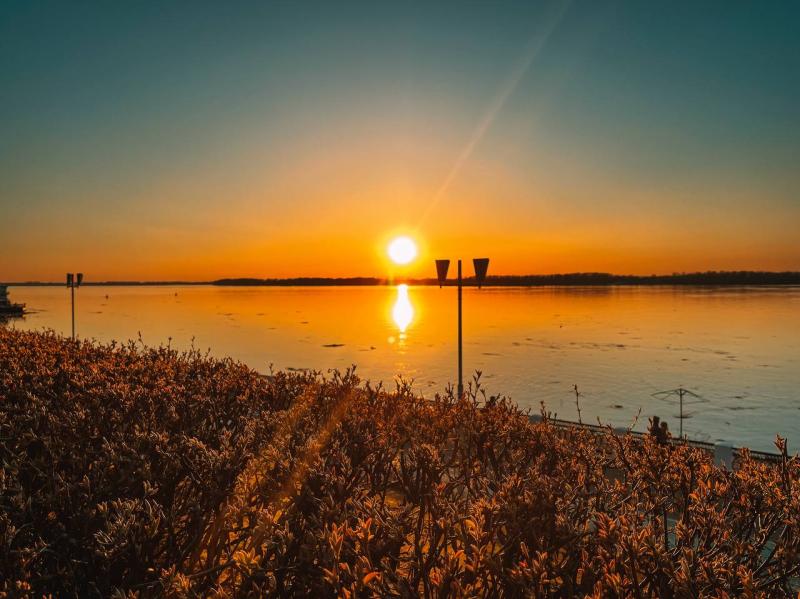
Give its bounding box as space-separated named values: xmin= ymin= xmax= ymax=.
xmin=473 ymin=258 xmax=489 ymax=288
xmin=435 ymin=259 xmax=450 ymax=288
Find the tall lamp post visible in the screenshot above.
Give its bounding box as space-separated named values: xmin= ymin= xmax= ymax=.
xmin=435 ymin=257 xmax=489 ymax=397
xmin=66 ymin=272 xmax=83 ymax=339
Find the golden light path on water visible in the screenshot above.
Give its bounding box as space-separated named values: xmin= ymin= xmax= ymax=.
xmin=392 ymin=284 xmax=414 ymax=335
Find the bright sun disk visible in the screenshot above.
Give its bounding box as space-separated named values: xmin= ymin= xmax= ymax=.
xmin=387 ymin=236 xmax=417 ymax=265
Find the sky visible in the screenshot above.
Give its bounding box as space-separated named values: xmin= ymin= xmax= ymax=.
xmin=1 ymin=1 xmax=798 ymax=281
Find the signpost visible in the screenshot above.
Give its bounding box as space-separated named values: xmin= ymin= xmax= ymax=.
xmin=435 ymin=257 xmax=489 ymax=397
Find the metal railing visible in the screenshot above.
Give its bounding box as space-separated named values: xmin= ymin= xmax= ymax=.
xmin=528 ymin=414 xmax=784 ymax=464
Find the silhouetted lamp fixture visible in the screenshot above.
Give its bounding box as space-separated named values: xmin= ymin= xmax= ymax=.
xmin=66 ymin=272 xmax=83 ymax=339
xmin=434 ymin=257 xmax=490 ymax=397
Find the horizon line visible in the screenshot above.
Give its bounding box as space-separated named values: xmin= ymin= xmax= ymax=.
xmin=3 ymin=270 xmax=800 ymax=287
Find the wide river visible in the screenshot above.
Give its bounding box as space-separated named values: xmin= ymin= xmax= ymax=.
xmin=5 ymin=285 xmax=799 ymax=453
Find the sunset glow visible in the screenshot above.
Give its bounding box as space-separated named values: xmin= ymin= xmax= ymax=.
xmin=3 ymin=4 xmax=800 ymax=596
xmin=3 ymin=4 xmax=800 ymax=595
xmin=1 ymin=3 xmax=798 ymax=282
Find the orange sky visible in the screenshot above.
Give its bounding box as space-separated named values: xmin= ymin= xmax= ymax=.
xmin=3 ymin=129 xmax=797 ymax=281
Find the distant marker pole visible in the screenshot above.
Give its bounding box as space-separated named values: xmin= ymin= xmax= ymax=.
xmin=435 ymin=257 xmax=489 ymax=398
xmin=66 ymin=272 xmax=83 ymax=340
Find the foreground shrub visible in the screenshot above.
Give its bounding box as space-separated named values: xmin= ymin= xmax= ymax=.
xmin=0 ymin=328 xmax=798 ymax=597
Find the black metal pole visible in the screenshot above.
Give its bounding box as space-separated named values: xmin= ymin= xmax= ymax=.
xmin=71 ymin=283 xmax=75 ymax=340
xmin=457 ymin=259 xmax=463 ymax=397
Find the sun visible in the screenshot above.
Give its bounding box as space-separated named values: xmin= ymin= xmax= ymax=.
xmin=387 ymin=236 xmax=418 ymax=265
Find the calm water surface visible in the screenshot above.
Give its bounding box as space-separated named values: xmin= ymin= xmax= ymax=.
xmin=6 ymin=285 xmax=799 ymax=452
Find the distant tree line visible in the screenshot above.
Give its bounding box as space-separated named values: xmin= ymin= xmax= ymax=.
xmin=464 ymin=271 xmax=800 ymax=286
xmin=213 ymin=271 xmax=800 ymax=287
xmin=3 ymin=271 xmax=799 ymax=287
xmin=214 ymin=277 xmax=383 ymax=286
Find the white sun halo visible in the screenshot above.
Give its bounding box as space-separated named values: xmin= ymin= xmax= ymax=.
xmin=387 ymin=236 xmax=417 ymax=265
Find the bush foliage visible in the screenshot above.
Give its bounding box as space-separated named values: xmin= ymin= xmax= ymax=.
xmin=1 ymin=328 xmax=798 ymax=597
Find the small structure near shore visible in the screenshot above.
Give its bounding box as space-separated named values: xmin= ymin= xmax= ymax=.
xmin=0 ymin=285 xmax=25 ymax=316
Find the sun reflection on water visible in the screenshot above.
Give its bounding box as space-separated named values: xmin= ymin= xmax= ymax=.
xmin=392 ymin=284 xmax=414 ymax=334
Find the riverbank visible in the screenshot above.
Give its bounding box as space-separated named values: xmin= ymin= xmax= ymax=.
xmin=1 ymin=328 xmax=798 ymax=596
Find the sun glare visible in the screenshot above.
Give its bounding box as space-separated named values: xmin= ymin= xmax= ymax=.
xmin=387 ymin=236 xmax=417 ymax=265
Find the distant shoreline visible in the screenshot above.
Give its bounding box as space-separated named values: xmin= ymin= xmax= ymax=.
xmin=4 ymin=271 xmax=800 ymax=287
